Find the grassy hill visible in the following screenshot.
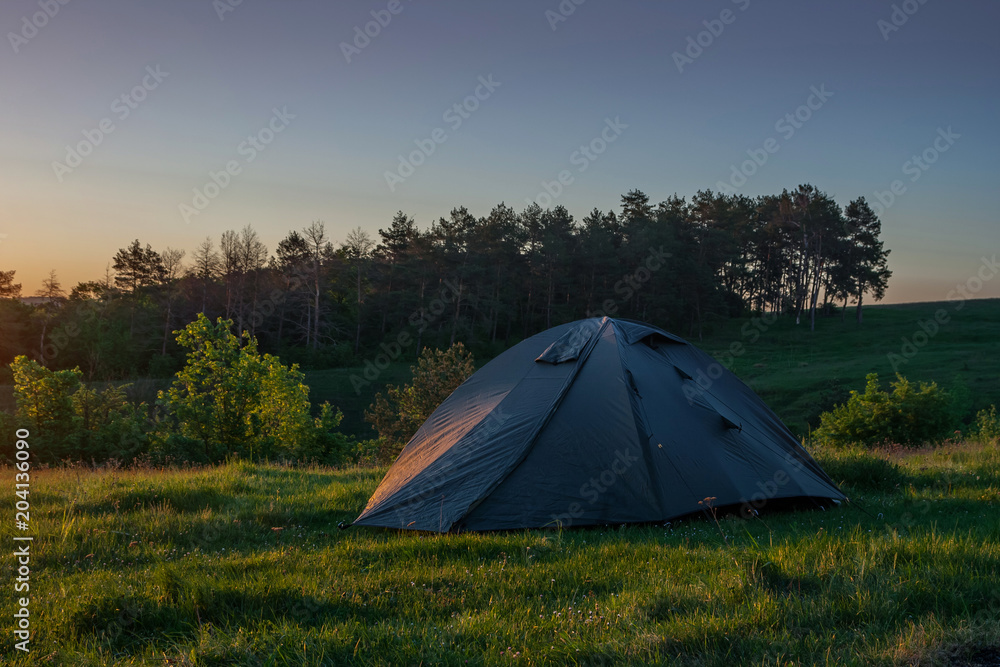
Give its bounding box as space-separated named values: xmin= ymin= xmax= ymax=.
xmin=1 ymin=299 xmax=998 ymax=664
xmin=306 ymin=298 xmax=1000 ymax=439
xmin=2 ymin=442 xmax=998 ymax=665
xmin=2 ymin=298 xmax=997 ymax=441
xmin=699 ymin=298 xmax=1000 ymax=435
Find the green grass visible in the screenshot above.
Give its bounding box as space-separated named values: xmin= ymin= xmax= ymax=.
xmin=2 ymin=299 xmax=999 ymax=440
xmin=699 ymin=299 xmax=1000 ymax=435
xmin=309 ymin=298 xmax=1000 ymax=439
xmin=1 ymin=299 xmax=998 ymax=663
xmin=3 ymin=440 xmax=999 ymax=665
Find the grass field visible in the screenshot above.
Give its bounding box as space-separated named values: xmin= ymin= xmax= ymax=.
xmin=2 ymin=299 xmax=998 ymax=439
xmin=2 ymin=299 xmax=999 ymax=664
xmin=699 ymin=299 xmax=1000 ymax=436
xmin=302 ymin=298 xmax=1000 ymax=439
xmin=2 ymin=441 xmax=999 ymax=665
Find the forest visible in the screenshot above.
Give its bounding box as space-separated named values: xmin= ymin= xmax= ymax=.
xmin=0 ymin=184 xmax=890 ymax=382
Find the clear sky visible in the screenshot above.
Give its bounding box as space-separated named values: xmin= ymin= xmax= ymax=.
xmin=1 ymin=0 xmax=997 ymax=304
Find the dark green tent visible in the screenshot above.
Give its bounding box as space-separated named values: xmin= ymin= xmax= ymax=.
xmin=355 ymin=317 xmax=845 ymax=532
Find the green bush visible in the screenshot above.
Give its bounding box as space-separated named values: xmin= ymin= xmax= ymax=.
xmin=9 ymin=356 xmax=152 ymax=462
xmin=365 ymin=342 xmax=475 ymax=461
xmin=70 ymin=384 xmax=149 ymax=462
xmin=971 ymin=405 xmax=1000 ymax=445
xmin=287 ymin=403 xmax=359 ymax=465
xmin=147 ymin=432 xmax=220 ymax=465
xmin=158 ymin=314 xmax=352 ymax=464
xmin=10 ymin=355 xmax=82 ymax=458
xmin=814 ymin=373 xmax=957 ymax=448
xmin=0 ymin=411 xmax=29 ymax=463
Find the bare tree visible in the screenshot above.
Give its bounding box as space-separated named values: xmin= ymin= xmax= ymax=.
xmin=220 ymin=230 xmax=240 ymax=320
xmin=302 ymin=221 xmax=332 ymax=350
xmin=159 ymin=248 xmax=186 ymax=355
xmin=237 ymin=225 xmax=268 ymax=335
xmin=162 ymin=247 xmax=186 ymax=282
xmin=342 ymin=226 xmax=374 ymax=353
xmin=33 ymin=270 xmax=65 ymax=364
xmin=36 ymin=269 xmax=65 ymax=300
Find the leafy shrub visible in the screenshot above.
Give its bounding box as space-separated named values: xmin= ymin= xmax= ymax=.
xmin=11 ymin=355 xmax=82 ymax=457
xmin=0 ymin=411 xmax=30 ymax=463
xmin=814 ymin=373 xmax=956 ymax=448
xmin=158 ymin=314 xmax=351 ymax=464
xmin=351 ymin=438 xmax=383 ymax=467
xmin=291 ymin=403 xmax=357 ymax=465
xmin=9 ymin=356 xmax=151 ymax=462
xmin=972 ymin=405 xmax=1000 ymax=445
xmin=69 ymin=384 xmax=149 ymax=462
xmin=365 ymin=342 xmax=474 ymax=461
xmin=147 ymin=432 xmax=220 ymax=465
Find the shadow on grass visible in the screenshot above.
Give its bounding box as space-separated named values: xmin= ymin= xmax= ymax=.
xmin=813 ymin=448 xmax=910 ymax=493
xmin=73 ymin=486 xmax=234 ymax=516
xmin=69 ymin=587 xmax=380 ymax=653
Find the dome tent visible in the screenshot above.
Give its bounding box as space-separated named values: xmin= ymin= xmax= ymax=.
xmin=355 ymin=317 xmax=845 ymax=532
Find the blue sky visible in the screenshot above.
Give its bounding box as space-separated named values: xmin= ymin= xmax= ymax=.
xmin=1 ymin=0 xmax=997 ymax=303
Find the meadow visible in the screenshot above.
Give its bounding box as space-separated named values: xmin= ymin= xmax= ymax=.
xmin=2 ymin=299 xmax=998 ymax=439
xmin=2 ymin=299 xmax=999 ymax=665
xmin=1 ymin=442 xmax=998 ymax=665
xmin=303 ymin=299 xmax=1000 ymax=440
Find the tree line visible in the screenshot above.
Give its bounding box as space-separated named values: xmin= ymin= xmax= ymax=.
xmin=0 ymin=184 xmax=890 ymax=381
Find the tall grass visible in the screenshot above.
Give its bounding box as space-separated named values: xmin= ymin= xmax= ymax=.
xmin=2 ymin=441 xmax=998 ymax=665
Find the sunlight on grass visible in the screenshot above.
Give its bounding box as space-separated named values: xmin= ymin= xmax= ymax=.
xmin=2 ymin=441 xmax=998 ymax=665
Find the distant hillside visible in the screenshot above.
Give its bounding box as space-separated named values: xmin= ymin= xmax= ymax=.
xmin=304 ymin=298 xmax=1000 ymax=439
xmin=699 ymin=298 xmax=1000 ymax=435
xmin=3 ymin=299 xmax=998 ymax=441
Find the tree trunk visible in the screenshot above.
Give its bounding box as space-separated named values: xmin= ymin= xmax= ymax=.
xmin=162 ymin=300 xmax=172 ymax=355
xmin=795 ymin=226 xmax=809 ymax=325
xmin=354 ymin=263 xmax=362 ymax=354
xmin=545 ymin=271 xmax=553 ymax=330
xmin=39 ymin=320 xmax=47 ymax=365
xmin=249 ymin=270 xmax=259 ymax=338
xmin=415 ymin=278 xmax=426 ymax=357
xmin=449 ymin=277 xmax=463 ymax=346
xmin=277 ymin=289 xmax=286 ymax=348
xmin=312 ymin=258 xmax=320 ymax=350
